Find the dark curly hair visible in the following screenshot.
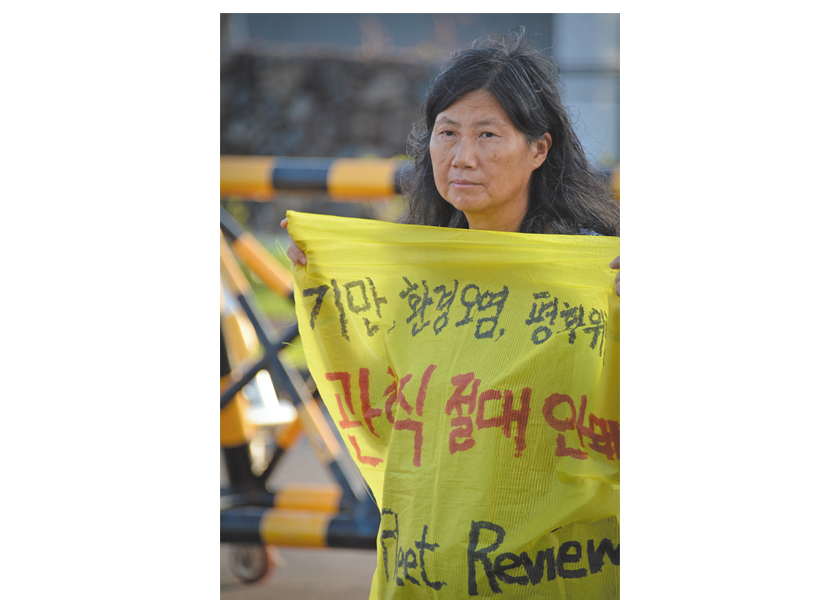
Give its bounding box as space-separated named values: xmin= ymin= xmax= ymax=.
xmin=399 ymin=28 xmax=619 ymax=237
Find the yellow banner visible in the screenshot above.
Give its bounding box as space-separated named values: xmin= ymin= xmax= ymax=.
xmin=289 ymin=211 xmax=620 ymax=599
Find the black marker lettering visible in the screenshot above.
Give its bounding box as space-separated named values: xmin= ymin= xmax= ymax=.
xmin=587 ymin=538 xmax=620 ymax=574
xmin=467 ymin=520 xmax=506 ymax=595
xmin=493 ymin=552 xmax=528 ymax=586
xmin=415 ymin=525 xmax=446 ymax=590
xmin=302 ymin=284 xmax=328 ymax=329
xmin=556 ymin=541 xmax=587 ymax=579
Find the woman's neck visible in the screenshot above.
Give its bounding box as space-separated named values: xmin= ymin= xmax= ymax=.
xmin=463 ymin=206 xmax=525 ymax=233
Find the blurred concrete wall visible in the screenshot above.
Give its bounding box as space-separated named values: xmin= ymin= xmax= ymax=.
xmin=220 ymin=52 xmax=433 ymax=158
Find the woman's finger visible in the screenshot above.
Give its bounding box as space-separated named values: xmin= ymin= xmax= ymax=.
xmin=280 ymin=218 xmax=306 ymax=266
xmin=287 ymin=240 xmax=306 ymax=266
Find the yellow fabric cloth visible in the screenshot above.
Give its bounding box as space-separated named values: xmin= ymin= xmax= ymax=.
xmin=289 ymin=211 xmax=620 ymax=599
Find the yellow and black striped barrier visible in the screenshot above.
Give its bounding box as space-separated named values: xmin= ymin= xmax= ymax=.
xmin=221 ymin=505 xmax=379 ymax=549
xmin=221 ymin=155 xmax=619 ymax=202
xmin=220 ymin=214 xmax=371 ymax=507
xmin=220 ymin=155 xmax=411 ymax=200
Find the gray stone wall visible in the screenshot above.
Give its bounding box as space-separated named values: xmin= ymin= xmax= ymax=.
xmin=221 ymin=49 xmax=437 ymax=159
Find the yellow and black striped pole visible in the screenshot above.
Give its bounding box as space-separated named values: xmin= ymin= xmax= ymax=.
xmin=221 ymin=505 xmax=379 ymax=549
xmin=220 ymin=155 xmax=411 ymax=200
xmin=220 ymin=207 xmax=294 ymax=298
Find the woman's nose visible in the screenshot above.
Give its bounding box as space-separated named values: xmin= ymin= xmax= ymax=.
xmin=451 ymin=138 xmax=478 ymax=169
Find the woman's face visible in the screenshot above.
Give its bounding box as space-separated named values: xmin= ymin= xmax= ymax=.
xmin=429 ymin=90 xmax=551 ymax=232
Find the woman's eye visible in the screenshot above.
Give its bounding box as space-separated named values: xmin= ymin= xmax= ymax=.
xmin=480 ymin=132 xmax=496 ymax=138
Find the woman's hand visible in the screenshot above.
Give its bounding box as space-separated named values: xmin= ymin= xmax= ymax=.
xmin=280 ymin=218 xmax=307 ymax=267
xmin=609 ymin=255 xmax=620 ymax=308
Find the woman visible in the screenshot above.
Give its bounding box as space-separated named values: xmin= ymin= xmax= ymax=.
xmin=286 ymin=30 xmax=620 ymax=597
xmin=283 ymin=30 xmax=620 ymax=296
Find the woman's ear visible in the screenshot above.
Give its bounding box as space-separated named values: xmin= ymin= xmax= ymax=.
xmin=531 ymin=132 xmax=552 ymax=168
